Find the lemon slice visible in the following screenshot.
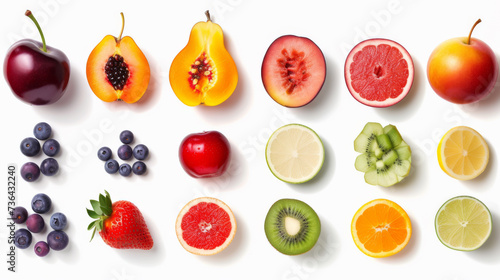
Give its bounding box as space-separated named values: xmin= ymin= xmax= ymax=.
xmin=437 ymin=126 xmax=489 ymax=180
xmin=265 ymin=124 xmax=324 ymax=184
xmin=435 ymin=196 xmax=492 ymax=251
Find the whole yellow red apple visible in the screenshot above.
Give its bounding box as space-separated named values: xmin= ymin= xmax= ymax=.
xmin=427 ymin=19 xmax=498 ymax=104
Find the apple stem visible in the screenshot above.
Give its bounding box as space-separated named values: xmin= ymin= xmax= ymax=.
xmin=25 ymin=10 xmax=47 ymax=53
xmin=467 ymin=19 xmax=481 ymax=45
xmin=205 ymin=10 xmax=211 ymax=22
xmin=118 ymin=12 xmax=125 ymax=42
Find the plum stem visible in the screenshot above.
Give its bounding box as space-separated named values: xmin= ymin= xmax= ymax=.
xmin=25 ymin=10 xmax=47 ymax=52
xmin=118 ymin=12 xmax=125 ymax=42
xmin=205 ymin=10 xmax=211 ymax=22
xmin=467 ymin=19 xmax=481 ymax=45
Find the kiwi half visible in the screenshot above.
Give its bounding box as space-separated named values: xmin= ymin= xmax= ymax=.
xmin=264 ymin=199 xmax=321 ymax=255
xmin=354 ymin=122 xmax=411 ymax=187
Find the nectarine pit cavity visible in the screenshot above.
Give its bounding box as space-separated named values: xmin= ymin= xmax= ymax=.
xmin=105 ymin=54 xmax=129 ymax=90
xmin=278 ymin=49 xmax=310 ymax=94
xmin=189 ymin=54 xmax=214 ymax=91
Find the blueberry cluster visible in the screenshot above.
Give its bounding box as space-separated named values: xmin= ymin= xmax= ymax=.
xmin=11 ymin=193 xmax=69 ymax=257
xmin=20 ymin=122 xmax=60 ymax=182
xmin=98 ymin=130 xmax=149 ymax=176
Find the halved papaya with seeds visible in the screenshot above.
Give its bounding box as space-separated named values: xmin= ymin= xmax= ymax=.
xmin=86 ymin=13 xmax=150 ymax=103
xmin=169 ymin=11 xmax=238 ymax=106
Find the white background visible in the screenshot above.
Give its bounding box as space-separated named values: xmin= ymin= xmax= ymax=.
xmin=1 ymin=0 xmax=500 ymax=279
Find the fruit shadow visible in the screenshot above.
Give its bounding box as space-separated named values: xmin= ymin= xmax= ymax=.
xmin=112 ymin=213 xmax=165 ymax=266
xmin=291 ymin=56 xmax=339 ymax=121
xmin=460 ymin=55 xmax=500 ymax=117
xmin=34 ymin=66 xmax=93 ymax=124
xmin=199 ymin=211 xmax=246 ymax=264
xmin=288 ymin=138 xmax=334 ymax=193
xmin=289 ymin=218 xmax=340 ymax=266
xmin=195 ymin=35 xmax=249 ymax=124
xmin=467 ymin=213 xmax=500 ymax=264
xmin=375 ymin=58 xmax=425 ymax=122
xmin=460 ymin=139 xmax=496 ymax=188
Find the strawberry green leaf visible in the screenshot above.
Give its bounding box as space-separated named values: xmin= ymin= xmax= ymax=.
xmin=87 ymin=220 xmax=97 ymax=231
xmin=90 ymin=200 xmax=102 ymax=215
xmin=105 ymin=191 xmax=112 ymax=209
xmin=87 ymin=209 xmax=100 ymax=219
xmin=90 ymin=227 xmax=97 ymax=242
xmin=99 ymin=193 xmax=106 ymax=207
xmin=100 ymin=205 xmax=112 ymax=216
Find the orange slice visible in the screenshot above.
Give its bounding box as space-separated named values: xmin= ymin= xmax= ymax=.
xmin=437 ymin=126 xmax=489 ymax=180
xmin=351 ymin=198 xmax=412 ymax=258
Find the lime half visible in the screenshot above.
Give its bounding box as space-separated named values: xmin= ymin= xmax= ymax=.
xmin=265 ymin=124 xmax=324 ymax=184
xmin=435 ymin=196 xmax=492 ymax=251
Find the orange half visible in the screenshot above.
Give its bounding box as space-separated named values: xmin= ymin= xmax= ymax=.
xmin=351 ymin=199 xmax=411 ymax=258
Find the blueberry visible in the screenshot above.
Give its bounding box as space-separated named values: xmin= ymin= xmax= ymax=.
xmin=21 ymin=162 xmax=40 ymax=182
xmin=132 ymin=161 xmax=147 ymax=175
xmin=133 ymin=144 xmax=149 ymax=160
xmin=117 ymin=144 xmax=133 ymax=160
xmin=105 ymin=159 xmax=119 ymax=174
xmin=118 ymin=163 xmax=132 ymax=177
xmin=40 ymin=158 xmax=59 ymax=176
xmin=26 ymin=214 xmax=45 ymax=233
xmin=42 ymin=139 xmax=60 ymax=156
xmin=14 ymin=229 xmax=32 ymax=249
xmin=50 ymin=212 xmax=67 ymax=231
xmin=33 ymin=122 xmax=52 ymax=140
xmin=20 ymin=137 xmax=41 ymax=157
xmin=47 ymin=230 xmax=69 ymax=251
xmin=119 ymin=130 xmax=134 ymax=144
xmin=34 ymin=241 xmax=50 ymax=257
xmin=31 ymin=193 xmax=52 ymax=214
xmin=11 ymin=206 xmax=28 ymax=224
xmin=97 ymin=147 xmax=112 ymax=161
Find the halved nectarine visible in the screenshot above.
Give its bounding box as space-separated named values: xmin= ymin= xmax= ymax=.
xmin=169 ymin=11 xmax=238 ymax=106
xmin=86 ymin=13 xmax=150 ymax=103
xmin=262 ymin=35 xmax=326 ymax=107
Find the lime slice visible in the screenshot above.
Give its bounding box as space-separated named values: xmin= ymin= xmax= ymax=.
xmin=435 ymin=196 xmax=492 ymax=251
xmin=265 ymin=124 xmax=324 ymax=184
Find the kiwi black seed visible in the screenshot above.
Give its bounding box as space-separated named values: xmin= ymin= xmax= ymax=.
xmin=264 ymin=198 xmax=321 ymax=255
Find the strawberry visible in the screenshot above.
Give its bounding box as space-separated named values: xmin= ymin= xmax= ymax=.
xmin=87 ymin=190 xmax=153 ymax=250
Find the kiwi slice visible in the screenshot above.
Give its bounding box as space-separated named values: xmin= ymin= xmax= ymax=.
xmin=264 ymin=199 xmax=321 ymax=255
xmin=354 ymin=122 xmax=411 ymax=187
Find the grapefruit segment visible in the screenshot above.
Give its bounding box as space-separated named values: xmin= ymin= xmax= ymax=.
xmin=175 ymin=197 xmax=236 ymax=255
xmin=345 ymin=38 xmax=414 ymax=107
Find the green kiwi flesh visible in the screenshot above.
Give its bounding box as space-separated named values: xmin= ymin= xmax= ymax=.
xmin=354 ymin=122 xmax=411 ymax=187
xmin=264 ymin=199 xmax=321 ymax=255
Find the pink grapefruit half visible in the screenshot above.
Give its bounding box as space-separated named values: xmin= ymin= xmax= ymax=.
xmin=175 ymin=197 xmax=236 ymax=256
xmin=345 ymin=38 xmax=414 ymax=107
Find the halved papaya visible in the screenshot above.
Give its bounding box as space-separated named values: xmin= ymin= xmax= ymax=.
xmin=86 ymin=13 xmax=150 ymax=103
xmin=169 ymin=11 xmax=238 ymax=106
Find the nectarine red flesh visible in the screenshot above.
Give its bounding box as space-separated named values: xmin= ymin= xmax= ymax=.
xmin=262 ymin=35 xmax=326 ymax=108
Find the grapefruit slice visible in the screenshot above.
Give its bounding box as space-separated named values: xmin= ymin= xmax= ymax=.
xmin=175 ymin=197 xmax=236 ymax=255
xmin=345 ymin=38 xmax=414 ymax=107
